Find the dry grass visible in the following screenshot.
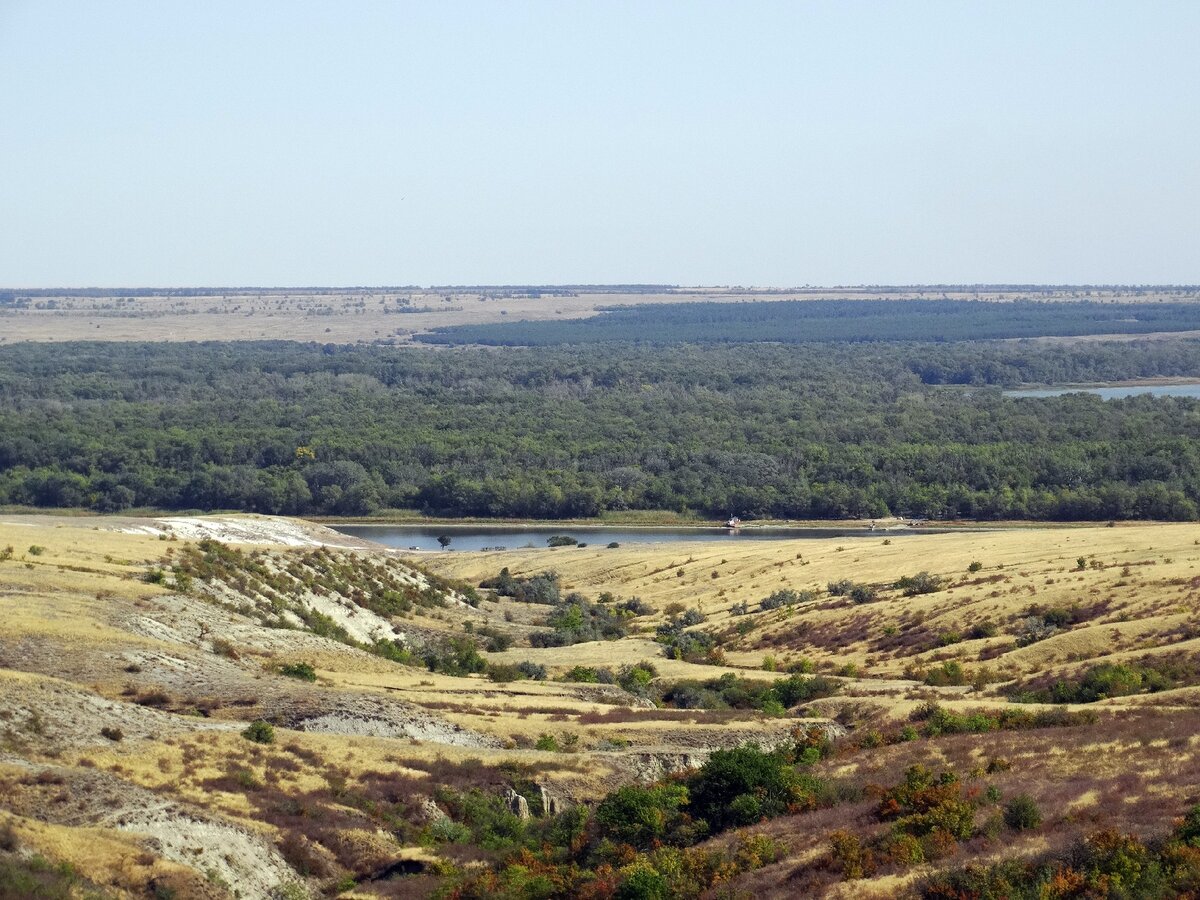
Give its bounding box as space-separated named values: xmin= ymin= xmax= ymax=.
xmin=425 ymin=522 xmax=1200 ymax=683
xmin=6 ymin=514 xmax=1200 ymax=895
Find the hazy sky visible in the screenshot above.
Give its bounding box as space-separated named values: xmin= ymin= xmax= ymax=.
xmin=1 ymin=2 xmax=1197 ymax=287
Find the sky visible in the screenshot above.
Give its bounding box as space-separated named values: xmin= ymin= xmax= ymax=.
xmin=1 ymin=1 xmax=1197 ymax=287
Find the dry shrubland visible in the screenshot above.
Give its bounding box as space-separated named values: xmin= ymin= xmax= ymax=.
xmin=3 ymin=515 xmax=1200 ymax=897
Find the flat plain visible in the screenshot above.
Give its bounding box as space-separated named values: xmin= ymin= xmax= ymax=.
xmin=3 ymin=286 xmax=1190 ymax=345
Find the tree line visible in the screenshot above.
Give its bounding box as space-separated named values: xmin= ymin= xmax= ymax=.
xmin=415 ymin=298 xmax=1200 ymax=346
xmin=1 ymin=339 xmax=1200 ymax=520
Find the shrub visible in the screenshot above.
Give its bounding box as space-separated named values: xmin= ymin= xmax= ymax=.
xmin=618 ymin=663 xmax=657 ymax=695
xmin=1011 ymin=660 xmax=1179 ymax=704
xmin=829 ymin=830 xmax=876 ymax=880
xmin=547 ymin=535 xmax=578 ymax=547
xmin=100 ymin=726 xmax=123 ymax=742
xmin=242 ymin=720 xmax=275 ymax=744
xmin=849 ymin=583 xmax=878 ymax=604
xmin=922 ymin=660 xmax=968 ymax=687
xmin=1179 ymin=804 xmax=1200 ymax=847
xmin=760 ymin=589 xmax=814 ymax=610
xmin=278 ymin=661 xmax=317 ymax=682
xmin=485 ymin=663 xmax=522 ymax=682
xmin=516 ymin=661 xmax=547 ymax=681
xmin=968 ymin=561 xmax=983 ymax=572
xmin=895 ymin=571 xmax=945 ymax=596
xmin=967 ymin=620 xmax=997 ymax=639
xmin=607 ymin=542 xmax=620 ymax=549
xmin=1014 ymin=615 xmax=1058 ymax=646
xmin=595 ymin=783 xmax=690 ymax=849
xmin=423 ymin=636 xmax=488 ymax=676
xmin=480 ymin=568 xmax=561 ymax=604
xmin=617 ymin=597 xmax=654 ymax=617
xmin=687 ymin=745 xmax=817 ymax=831
xmin=877 ymin=765 xmax=975 ymax=840
xmin=826 ymin=579 xmax=877 ymax=602
xmin=27 ymin=545 xmax=45 ymax=556
xmin=534 ymin=734 xmax=559 ymax=752
xmin=530 ymin=593 xmax=629 ymax=647
xmin=1003 ymin=794 xmax=1042 ymax=830
xmin=615 ymin=865 xmax=669 ymax=900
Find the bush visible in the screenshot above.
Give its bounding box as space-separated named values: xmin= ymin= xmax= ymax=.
xmin=484 ymin=663 xmax=522 ymax=682
xmin=278 ymin=661 xmax=317 ymax=681
xmin=922 ymin=660 xmax=968 ymax=687
xmin=516 ymin=661 xmax=547 ymax=680
xmin=1014 ymin=615 xmax=1058 ymax=646
xmin=534 ymin=734 xmax=559 ymax=752
xmin=423 ymin=636 xmax=488 ymax=676
xmin=242 ymin=720 xmax=275 ymax=744
xmin=617 ymin=597 xmax=655 ymax=616
xmin=595 ymin=783 xmax=690 ymax=849
xmin=687 ymin=745 xmax=816 ymax=831
xmin=618 ymin=663 xmax=657 ymax=696
xmin=827 ymin=579 xmax=876 ymax=602
xmin=530 ymin=593 xmax=629 ymax=647
xmin=967 ymin=620 xmax=997 ymax=639
xmin=1003 ymin=794 xmax=1042 ymax=830
xmin=547 ymin=535 xmax=578 ymax=547
xmin=849 ymin=583 xmax=878 ymax=604
xmin=480 ymin=568 xmax=561 ymax=604
xmin=760 ymin=589 xmax=813 ymax=610
xmin=895 ymin=571 xmax=945 ymax=596
xmin=100 ymin=726 xmax=123 ymax=742
xmin=141 ymin=568 xmax=167 ymax=585
xmin=877 ymin=765 xmax=975 ymax=840
xmin=968 ymin=561 xmax=983 ymax=573
xmin=1011 ymin=660 xmax=1179 ymax=704
xmin=829 ymin=830 xmax=877 ymax=880
xmin=1180 ymin=804 xmax=1200 ymax=846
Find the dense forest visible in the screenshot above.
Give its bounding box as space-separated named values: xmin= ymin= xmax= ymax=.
xmin=2 ymin=339 xmax=1200 ymax=521
xmin=417 ymin=298 xmax=1200 ymax=346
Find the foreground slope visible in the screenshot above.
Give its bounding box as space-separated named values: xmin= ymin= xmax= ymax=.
xmin=1 ymin=516 xmax=1199 ymax=897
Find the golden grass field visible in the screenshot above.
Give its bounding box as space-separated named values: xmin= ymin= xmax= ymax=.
xmin=423 ymin=522 xmax=1200 ymax=680
xmin=2 ymin=514 xmax=1200 ymax=897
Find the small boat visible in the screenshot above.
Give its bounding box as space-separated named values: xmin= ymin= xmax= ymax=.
xmin=725 ymin=516 xmax=742 ymax=529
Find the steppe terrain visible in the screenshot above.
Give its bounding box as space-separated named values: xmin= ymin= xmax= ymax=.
xmin=1 ymin=286 xmax=1184 ymax=345
xmin=2 ymin=515 xmax=1200 ymax=897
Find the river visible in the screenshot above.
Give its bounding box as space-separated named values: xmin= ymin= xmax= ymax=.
xmin=332 ymin=523 xmax=951 ymax=552
xmin=1003 ymin=382 xmax=1200 ymax=400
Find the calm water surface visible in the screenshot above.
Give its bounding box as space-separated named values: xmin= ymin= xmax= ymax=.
xmin=1004 ymin=383 xmax=1200 ymax=400
xmin=334 ymin=524 xmax=952 ymax=552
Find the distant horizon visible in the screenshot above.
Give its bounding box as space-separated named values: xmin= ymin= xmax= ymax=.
xmin=5 ymin=283 xmax=1200 ymax=293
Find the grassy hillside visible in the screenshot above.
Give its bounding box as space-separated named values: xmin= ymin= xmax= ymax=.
xmin=2 ymin=516 xmax=1200 ymax=897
